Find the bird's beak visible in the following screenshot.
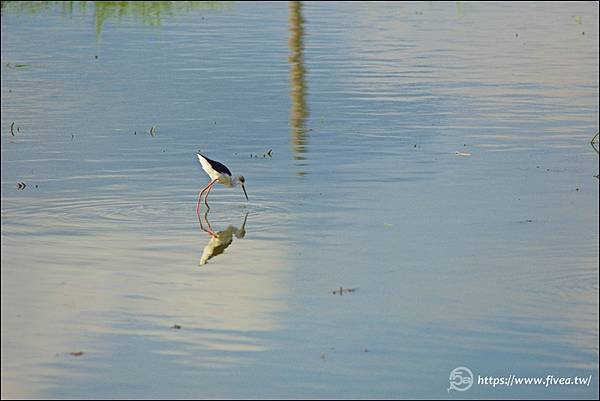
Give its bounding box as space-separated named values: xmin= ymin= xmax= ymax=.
xmin=241 ymin=184 xmax=248 ymax=201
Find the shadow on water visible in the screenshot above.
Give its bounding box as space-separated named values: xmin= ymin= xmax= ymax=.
xmin=288 ymin=1 xmax=309 ymax=176
xmin=198 ymin=211 xmax=248 ymax=266
xmin=0 ymin=1 xmax=231 ymax=38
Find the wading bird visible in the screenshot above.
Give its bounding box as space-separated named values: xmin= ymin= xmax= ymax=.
xmin=196 ymin=153 xmax=248 ymax=214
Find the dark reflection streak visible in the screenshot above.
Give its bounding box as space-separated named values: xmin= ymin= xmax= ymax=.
xmin=288 ymin=1 xmax=309 ymax=176
xmin=198 ymin=210 xmax=248 ymax=266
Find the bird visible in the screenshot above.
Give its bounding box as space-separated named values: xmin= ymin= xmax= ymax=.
xmin=196 ymin=152 xmax=248 ymax=214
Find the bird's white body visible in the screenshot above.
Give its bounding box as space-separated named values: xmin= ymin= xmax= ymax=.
xmin=197 ymin=154 xmax=234 ymax=186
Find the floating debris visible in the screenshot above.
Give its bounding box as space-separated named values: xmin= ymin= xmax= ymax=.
xmin=250 ymin=149 xmax=274 ymax=158
xmin=5 ymin=63 xmax=29 ymax=68
xmin=590 ymin=132 xmax=599 ymax=154
xmin=331 ymin=287 xmax=359 ymax=296
xmin=149 ymin=125 xmax=157 ymax=137
xmin=69 ymin=351 xmax=84 ymax=357
xmin=519 ymin=219 xmax=533 ymax=224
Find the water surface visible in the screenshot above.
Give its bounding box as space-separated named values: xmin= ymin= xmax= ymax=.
xmin=1 ymin=2 xmax=598 ymax=399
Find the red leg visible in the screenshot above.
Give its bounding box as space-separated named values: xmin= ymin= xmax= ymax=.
xmin=204 ymin=180 xmax=216 ymax=208
xmin=197 ymin=179 xmax=217 ymax=215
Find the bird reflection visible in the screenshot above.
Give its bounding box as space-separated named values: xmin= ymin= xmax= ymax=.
xmin=289 ymin=1 xmax=309 ymax=175
xmin=198 ymin=211 xmax=248 ymax=266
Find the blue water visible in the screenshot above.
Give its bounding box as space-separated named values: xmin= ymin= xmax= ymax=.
xmin=1 ymin=2 xmax=598 ymax=399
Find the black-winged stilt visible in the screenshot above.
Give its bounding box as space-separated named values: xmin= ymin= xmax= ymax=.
xmin=196 ymin=152 xmax=248 ymax=214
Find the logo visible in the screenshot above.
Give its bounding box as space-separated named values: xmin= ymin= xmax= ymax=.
xmin=448 ymin=366 xmax=474 ymax=392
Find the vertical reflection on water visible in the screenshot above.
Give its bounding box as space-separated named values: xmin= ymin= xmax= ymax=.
xmin=288 ymin=1 xmax=309 ymax=176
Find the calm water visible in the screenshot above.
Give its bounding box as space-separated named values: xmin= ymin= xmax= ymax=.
xmin=1 ymin=1 xmax=598 ymax=399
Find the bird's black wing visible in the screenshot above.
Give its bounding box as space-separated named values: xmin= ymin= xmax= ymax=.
xmin=198 ymin=153 xmax=232 ymax=176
